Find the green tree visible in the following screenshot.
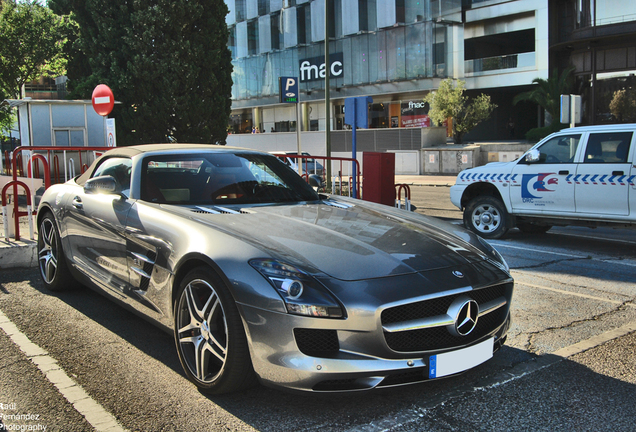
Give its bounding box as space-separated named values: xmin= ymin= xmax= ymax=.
xmin=49 ymin=0 xmax=233 ymax=146
xmin=609 ymin=88 xmax=636 ymax=123
xmin=0 ymin=1 xmax=69 ymax=98
xmin=424 ymin=78 xmax=497 ymax=144
xmin=0 ymin=1 xmax=70 ymax=137
xmin=513 ymin=67 xmax=574 ymax=140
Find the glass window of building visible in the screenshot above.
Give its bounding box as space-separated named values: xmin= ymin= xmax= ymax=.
xmin=271 ymin=13 xmax=282 ymax=50
xmin=228 ymin=26 xmax=237 ymax=59
xmin=258 ymin=0 xmax=270 ymax=16
xmin=248 ymin=20 xmax=259 ymax=56
xmin=236 ymin=0 xmax=246 ymax=22
xmin=297 ymin=4 xmax=311 ymax=45
xmin=359 ymin=0 xmax=377 ymax=31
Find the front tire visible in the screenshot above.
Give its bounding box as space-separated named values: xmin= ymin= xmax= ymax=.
xmin=174 ymin=267 xmax=256 ymax=394
xmin=464 ymin=196 xmax=511 ymax=239
xmin=38 ymin=212 xmax=76 ymax=291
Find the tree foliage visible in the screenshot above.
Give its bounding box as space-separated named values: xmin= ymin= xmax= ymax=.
xmin=609 ymin=88 xmax=636 ymax=123
xmin=49 ymin=0 xmax=233 ymax=146
xmin=513 ymin=67 xmax=574 ymax=124
xmin=0 ymin=1 xmax=70 ymax=137
xmin=424 ymin=78 xmax=497 ymax=144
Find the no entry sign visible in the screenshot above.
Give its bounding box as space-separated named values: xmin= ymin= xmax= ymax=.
xmin=92 ymin=84 xmax=114 ymax=116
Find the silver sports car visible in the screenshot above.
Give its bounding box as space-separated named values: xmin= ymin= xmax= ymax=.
xmin=37 ymin=144 xmax=513 ymax=394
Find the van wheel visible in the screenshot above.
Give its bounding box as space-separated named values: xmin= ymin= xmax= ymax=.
xmin=517 ymin=222 xmax=552 ymax=234
xmin=464 ymin=196 xmax=511 ymax=239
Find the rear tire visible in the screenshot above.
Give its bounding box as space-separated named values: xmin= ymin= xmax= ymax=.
xmin=37 ymin=213 xmax=77 ymax=291
xmin=464 ymin=196 xmax=511 ymax=239
xmin=174 ymin=266 xmax=256 ymax=394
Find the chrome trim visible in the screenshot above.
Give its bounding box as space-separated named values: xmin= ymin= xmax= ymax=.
xmin=478 ymin=297 xmax=507 ymax=316
xmin=382 ymin=296 xmax=507 ymax=333
xmin=131 ymin=266 xmax=151 ymax=279
xmin=323 ymin=200 xmax=354 ymax=209
xmin=130 ymin=251 xmax=154 ymax=264
xmin=381 ymin=286 xmax=473 ymax=311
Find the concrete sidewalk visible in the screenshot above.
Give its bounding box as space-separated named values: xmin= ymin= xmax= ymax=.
xmin=395 ymin=174 xmax=457 ymax=187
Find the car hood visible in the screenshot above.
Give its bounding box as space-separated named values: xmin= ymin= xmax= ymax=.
xmin=180 ymin=200 xmax=487 ymax=281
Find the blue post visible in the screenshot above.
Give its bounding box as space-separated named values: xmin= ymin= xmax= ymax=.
xmin=344 ymin=96 xmax=372 ymax=199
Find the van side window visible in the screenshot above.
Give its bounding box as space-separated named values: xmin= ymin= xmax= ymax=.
xmin=584 ymin=132 xmax=632 ymax=163
xmin=536 ymin=134 xmax=581 ymax=163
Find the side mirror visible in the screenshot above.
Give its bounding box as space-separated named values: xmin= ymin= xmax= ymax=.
xmin=307 ymin=174 xmax=324 ymax=190
xmin=84 ymin=175 xmax=119 ymax=195
xmin=523 ymin=149 xmax=541 ymax=164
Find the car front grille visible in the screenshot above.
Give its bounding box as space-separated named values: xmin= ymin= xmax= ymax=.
xmin=381 ymin=282 xmax=512 ymax=353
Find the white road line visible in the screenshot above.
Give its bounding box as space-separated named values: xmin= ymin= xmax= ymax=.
xmin=514 ymin=280 xmax=636 ymax=307
xmin=491 ymin=241 xmax=636 ymax=267
xmin=0 ymin=309 xmax=127 ymax=432
xmin=554 ymin=231 xmax=636 ymax=246
xmin=488 ymin=242 xmax=586 ymax=258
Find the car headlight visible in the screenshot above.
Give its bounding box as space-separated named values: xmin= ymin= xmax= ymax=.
xmin=477 ymin=237 xmax=510 ymax=273
xmin=249 ymin=259 xmax=344 ymax=318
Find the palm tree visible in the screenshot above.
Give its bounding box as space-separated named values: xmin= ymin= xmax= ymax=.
xmin=513 ymin=67 xmax=575 ymax=128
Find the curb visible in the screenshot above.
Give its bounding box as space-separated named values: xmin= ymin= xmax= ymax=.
xmin=0 ymin=241 xmax=38 ymax=269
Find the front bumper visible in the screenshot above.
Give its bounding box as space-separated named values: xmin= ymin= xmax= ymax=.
xmin=450 ymin=184 xmax=466 ymax=210
xmin=237 ymin=276 xmax=512 ymax=392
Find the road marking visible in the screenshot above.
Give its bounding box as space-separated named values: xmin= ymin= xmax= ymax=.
xmin=488 ymin=242 xmax=586 ymax=258
xmin=514 ymin=280 xmax=636 ymax=307
xmin=490 ymin=241 xmax=636 ymax=267
xmin=344 ymin=319 xmax=636 ymax=432
xmin=554 ymin=231 xmax=636 ymax=246
xmin=0 ymin=309 xmax=127 ymax=432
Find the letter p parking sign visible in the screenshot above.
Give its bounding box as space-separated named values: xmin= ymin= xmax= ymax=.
xmin=279 ymin=77 xmax=298 ymax=104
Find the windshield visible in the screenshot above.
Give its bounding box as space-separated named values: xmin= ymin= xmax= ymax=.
xmin=141 ymin=152 xmax=319 ymax=205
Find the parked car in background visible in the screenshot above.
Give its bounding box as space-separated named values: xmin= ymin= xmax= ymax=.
xmin=271 ymin=151 xmax=324 ymax=176
xmin=37 ymin=144 xmax=513 ymax=394
xmin=451 ymin=124 xmax=636 ymax=238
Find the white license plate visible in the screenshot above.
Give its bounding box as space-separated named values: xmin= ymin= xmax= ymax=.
xmin=429 ymin=337 xmax=494 ymax=379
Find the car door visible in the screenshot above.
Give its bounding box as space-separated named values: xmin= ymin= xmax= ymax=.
xmin=574 ymin=131 xmax=633 ymax=216
xmin=63 ymin=157 xmax=133 ymax=293
xmin=510 ymin=133 xmax=582 ymax=214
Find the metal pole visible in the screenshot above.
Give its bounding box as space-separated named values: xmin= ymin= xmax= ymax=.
xmin=325 ymin=0 xmax=332 ymax=191
xmin=296 ymin=102 xmax=302 ymax=176
xmin=351 ymin=104 xmax=357 ymax=198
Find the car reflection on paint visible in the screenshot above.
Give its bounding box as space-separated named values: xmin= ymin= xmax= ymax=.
xmin=37 ymin=144 xmax=513 ymax=394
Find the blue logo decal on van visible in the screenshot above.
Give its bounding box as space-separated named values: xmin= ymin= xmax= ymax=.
xmin=522 ymin=173 xmax=557 ymax=199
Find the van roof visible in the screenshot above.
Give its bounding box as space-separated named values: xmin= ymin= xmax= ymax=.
xmin=562 ymin=123 xmax=636 ymax=133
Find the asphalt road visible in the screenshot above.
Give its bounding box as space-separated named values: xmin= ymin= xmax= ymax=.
xmin=1 ymin=185 xmax=635 ymax=431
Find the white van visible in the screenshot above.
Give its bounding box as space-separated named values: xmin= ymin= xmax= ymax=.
xmin=450 ymin=124 xmax=636 ymax=238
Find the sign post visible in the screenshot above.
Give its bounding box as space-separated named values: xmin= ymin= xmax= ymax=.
xmin=279 ymin=77 xmax=302 ymax=175
xmin=560 ymin=94 xmax=581 ymax=128
xmin=92 ymin=84 xmax=115 ymax=148
xmin=344 ymin=96 xmax=372 ymax=198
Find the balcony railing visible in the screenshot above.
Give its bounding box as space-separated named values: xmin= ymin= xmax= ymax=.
xmin=464 ymin=52 xmax=535 ymax=75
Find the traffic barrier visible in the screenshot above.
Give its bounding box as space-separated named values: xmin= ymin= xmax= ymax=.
xmin=2 ymin=180 xmax=33 ymax=241
xmin=4 ymin=146 xmax=106 ymax=241
xmin=272 ymin=153 xmax=361 ymax=198
xmin=395 ymin=184 xmax=411 ymax=211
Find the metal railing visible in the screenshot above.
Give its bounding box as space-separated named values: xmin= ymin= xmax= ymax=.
xmin=2 ymin=146 xmax=107 ymax=241
xmin=395 ymin=184 xmax=412 ymax=211
xmin=272 ymin=153 xmax=362 ymax=199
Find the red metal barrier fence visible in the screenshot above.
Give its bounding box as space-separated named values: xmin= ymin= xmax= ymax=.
xmin=2 ymin=146 xmax=106 ymax=241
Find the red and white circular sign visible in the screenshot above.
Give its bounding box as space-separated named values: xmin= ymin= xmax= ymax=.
xmin=91 ymin=84 xmax=114 ymax=116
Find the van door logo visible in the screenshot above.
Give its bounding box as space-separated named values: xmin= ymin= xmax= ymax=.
xmin=522 ymin=173 xmax=557 ymax=199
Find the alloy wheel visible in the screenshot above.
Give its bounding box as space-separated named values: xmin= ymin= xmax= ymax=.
xmin=176 ymin=279 xmax=228 ymax=383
